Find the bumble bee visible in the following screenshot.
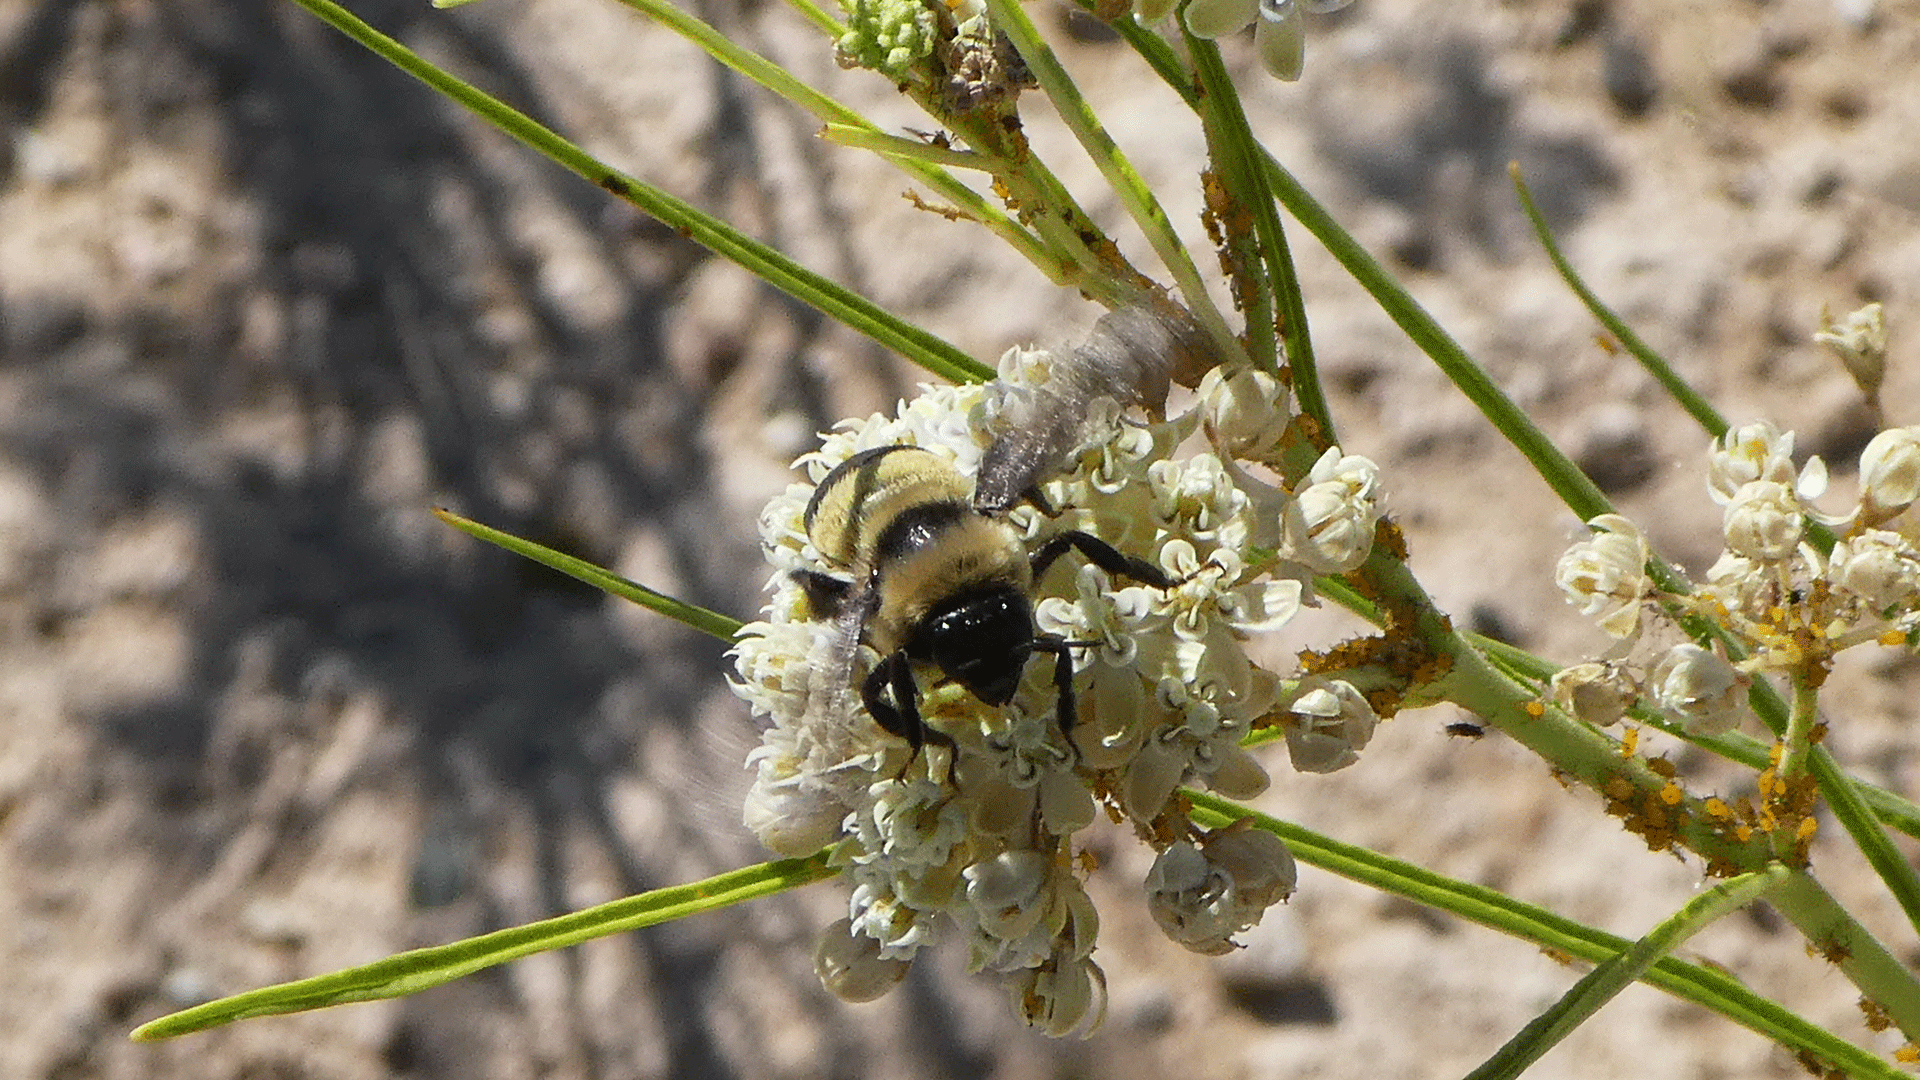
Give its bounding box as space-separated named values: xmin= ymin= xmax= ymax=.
xmin=794 ymin=302 xmax=1210 ymax=770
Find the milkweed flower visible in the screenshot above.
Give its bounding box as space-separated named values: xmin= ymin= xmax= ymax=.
xmin=733 ymin=315 xmax=1389 ymax=1033
xmin=1555 ymin=514 xmax=1649 ymax=640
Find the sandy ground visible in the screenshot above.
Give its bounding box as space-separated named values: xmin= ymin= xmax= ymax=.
xmin=1 ymin=0 xmax=1917 ymax=1077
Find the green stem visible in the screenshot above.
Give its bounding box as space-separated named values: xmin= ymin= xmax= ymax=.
xmin=1770 ymin=870 xmax=1920 ymax=1041
xmin=1183 ymin=33 xmax=1328 ymax=443
xmin=1183 ymin=37 xmax=1277 ymax=371
xmin=1508 ymin=163 xmax=1727 ymax=438
xmin=605 ymin=0 xmax=1061 ymax=283
xmin=983 ymin=0 xmax=1241 ymax=362
xmin=434 ymin=509 xmax=744 ymax=641
xmin=287 ymin=0 xmax=992 ymax=384
xmin=1465 ymin=866 xmax=1792 ymax=1080
xmin=132 ymin=851 xmax=836 ymax=1040
xmin=1187 ymin=794 xmax=1901 ymax=1078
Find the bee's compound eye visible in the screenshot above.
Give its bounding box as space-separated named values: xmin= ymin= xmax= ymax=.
xmin=927 ymin=591 xmax=1035 ymax=706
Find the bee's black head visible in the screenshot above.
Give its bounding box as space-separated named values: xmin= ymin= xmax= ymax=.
xmin=922 ymin=590 xmax=1035 ymax=706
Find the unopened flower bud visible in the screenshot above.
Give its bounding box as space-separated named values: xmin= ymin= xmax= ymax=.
xmin=1859 ymin=427 xmax=1920 ymax=527
xmin=1549 ymin=661 xmax=1637 ymax=727
xmin=1648 ymin=644 xmax=1749 ymax=736
xmin=1814 ymin=302 xmax=1887 ymax=399
xmin=1826 ymin=529 xmax=1920 ymax=614
xmin=1722 ymin=480 xmax=1804 ymax=562
xmin=815 ymin=918 xmax=913 ymax=1002
xmin=1283 ymin=447 xmax=1380 ymax=573
xmin=1282 ymin=678 xmax=1376 ymax=773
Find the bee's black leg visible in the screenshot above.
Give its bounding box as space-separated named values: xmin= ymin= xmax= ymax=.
xmin=1030 ymin=530 xmax=1175 ymax=589
xmin=862 ymin=653 xmax=959 ymax=784
xmin=1032 ymin=636 xmax=1081 ymax=759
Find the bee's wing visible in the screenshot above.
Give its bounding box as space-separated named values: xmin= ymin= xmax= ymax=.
xmin=975 ymin=302 xmax=1210 ymax=514
xmin=801 ymin=579 xmax=880 ymax=748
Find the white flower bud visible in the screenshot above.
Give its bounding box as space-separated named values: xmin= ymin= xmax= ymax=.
xmin=1648 ymin=644 xmax=1750 ymax=736
xmin=1201 ymin=818 xmax=1298 ymax=912
xmin=1721 ymin=480 xmax=1804 ymax=562
xmin=1827 ymin=529 xmax=1920 ymax=614
xmin=815 ymin=918 xmax=913 ymax=1003
xmin=1282 ymin=678 xmax=1376 ymax=773
xmin=1549 ymin=661 xmax=1637 ymax=727
xmin=1198 ymin=366 xmax=1291 ymax=458
xmin=1859 ymin=427 xmax=1920 ymax=527
xmin=1813 ymin=302 xmax=1887 ymax=398
xmin=1555 ymin=514 xmax=1649 ymax=639
xmin=1283 ymin=447 xmax=1381 ymax=574
xmin=1255 ymin=0 xmax=1307 ymax=81
xmin=1144 ymin=820 xmax=1296 ymax=955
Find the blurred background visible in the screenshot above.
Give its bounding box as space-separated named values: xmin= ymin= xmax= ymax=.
xmin=1 ymin=0 xmax=1915 ymax=1077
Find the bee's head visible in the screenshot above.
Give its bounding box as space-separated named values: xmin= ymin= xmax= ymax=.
xmin=923 ymin=590 xmax=1035 ymax=706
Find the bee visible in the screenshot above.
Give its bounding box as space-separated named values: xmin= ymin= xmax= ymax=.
xmin=794 ymin=302 xmax=1210 ymax=771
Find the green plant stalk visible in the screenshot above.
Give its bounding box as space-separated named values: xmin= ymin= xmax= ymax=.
xmin=1508 ymin=164 xmax=1728 ymax=438
xmin=982 ymin=0 xmax=1241 ymax=362
xmin=286 ymin=0 xmax=993 ymax=384
xmin=771 ymin=0 xmax=844 ymax=39
xmin=131 ymin=851 xmax=837 ymax=1040
xmin=820 ymin=123 xmax=989 ymax=170
xmin=1183 ymin=35 xmax=1332 ymax=439
xmin=433 ymin=508 xmax=744 ymax=641
xmin=604 ymin=0 xmax=1065 ymax=284
xmin=1780 ymin=672 xmax=1820 ymax=786
xmin=1770 ymin=869 xmax=1920 ymax=1040
xmin=1186 ymin=793 xmax=1903 ymax=1078
xmin=1473 ymin=637 xmax=1920 ymax=841
xmin=1508 ymin=165 xmax=1840 ymax=557
xmin=1250 ymin=135 xmax=1920 ymax=941
xmin=1464 ymin=866 xmax=1792 ymax=1080
xmin=1181 ymin=36 xmax=1277 ymax=371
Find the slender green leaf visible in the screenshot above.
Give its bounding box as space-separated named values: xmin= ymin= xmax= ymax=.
xmin=983 ymin=0 xmax=1242 ymax=364
xmin=285 ymin=0 xmax=992 ymax=384
xmin=605 ymin=0 xmax=1060 ymax=282
xmin=1508 ymin=164 xmax=1726 ymax=438
xmin=1465 ymin=867 xmax=1790 ymax=1080
xmin=1186 ymin=793 xmax=1903 ymax=1078
xmin=433 ymin=508 xmax=744 ymax=641
xmin=132 ymin=852 xmax=836 ymax=1040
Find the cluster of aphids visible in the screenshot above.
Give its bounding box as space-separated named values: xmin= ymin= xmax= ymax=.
xmin=732 ymin=301 xmax=1372 ymax=1033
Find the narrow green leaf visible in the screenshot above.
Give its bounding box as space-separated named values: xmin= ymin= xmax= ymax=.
xmin=604 ymin=0 xmax=1060 ymax=284
xmin=1508 ymin=164 xmax=1726 ymax=438
xmin=132 ymin=852 xmax=836 ymax=1040
xmin=433 ymin=507 xmax=744 ymax=641
xmin=983 ymin=0 xmax=1243 ymax=364
xmin=1465 ymin=867 xmax=1790 ymax=1080
xmin=284 ymin=0 xmax=993 ymax=384
xmin=1185 ymin=794 xmax=1903 ymax=1078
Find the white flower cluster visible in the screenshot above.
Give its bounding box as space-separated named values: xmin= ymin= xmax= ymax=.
xmin=1553 ymin=419 xmax=1920 ymax=736
xmin=730 ymin=347 xmax=1386 ymax=1034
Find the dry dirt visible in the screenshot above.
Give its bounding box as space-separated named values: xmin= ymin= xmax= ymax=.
xmin=2 ymin=0 xmax=1918 ymax=1078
